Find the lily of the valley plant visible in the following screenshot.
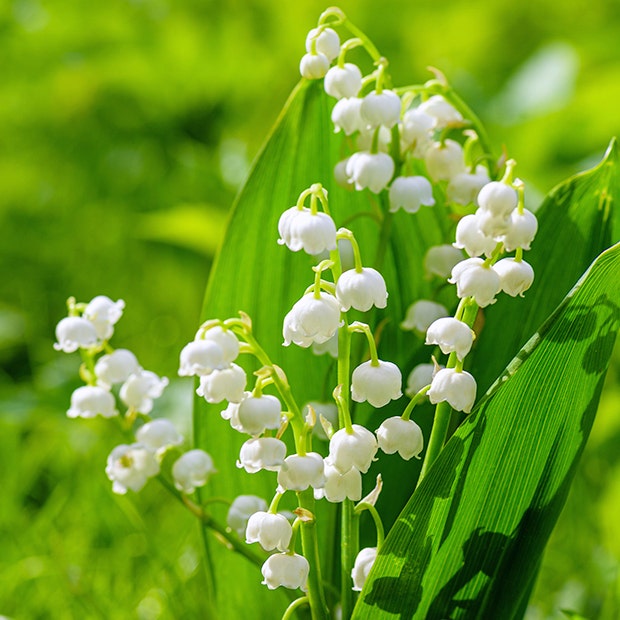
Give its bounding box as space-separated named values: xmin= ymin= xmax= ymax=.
xmin=55 ymin=7 xmax=620 ymax=620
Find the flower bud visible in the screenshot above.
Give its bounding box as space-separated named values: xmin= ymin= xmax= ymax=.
xmin=278 ymin=207 xmax=337 ymax=255
xmin=453 ymin=213 xmax=498 ymax=258
xmin=299 ymin=53 xmax=329 ymax=79
xmin=261 ymin=553 xmax=309 ymax=592
xmin=418 ymin=95 xmax=463 ymax=129
xmin=493 ymin=258 xmax=535 ymax=297
xmin=105 ymin=443 xmax=160 ymax=494
xmin=400 ymin=300 xmax=449 ymax=333
xmin=120 ymin=370 xmax=168 ymax=414
xmin=54 ymin=316 xmax=98 ymax=352
xmin=423 ymin=245 xmax=464 ymax=279
xmin=425 ymin=317 xmax=475 ymax=361
xmin=283 ymin=293 xmax=342 ymax=348
xmin=336 ymin=267 xmax=388 ymax=312
xmin=428 ymin=368 xmax=477 ymax=413
xmin=324 ymin=63 xmax=362 ymax=99
xmin=172 ymin=449 xmax=216 ymax=493
xmin=360 ymin=90 xmax=402 ymax=129
xmin=227 ymin=495 xmax=268 ymax=538
xmin=351 ymin=547 xmax=377 ymax=591
xmin=331 ymin=98 xmax=364 ymax=135
xmin=388 ymin=176 xmax=435 ymax=214
xmin=305 ymin=27 xmax=340 ymax=61
xmin=449 ymin=258 xmax=501 ymax=307
xmin=376 ymin=416 xmax=424 ymax=460
xmin=136 ymin=419 xmax=183 ymax=454
xmin=405 ymin=363 xmax=437 ymax=398
xmin=477 ymin=181 xmax=518 ymax=218
xmin=95 ymin=349 xmax=140 ymax=387
xmin=237 ymin=394 xmax=283 ymax=436
xmin=351 ymin=360 xmax=402 ymax=408
xmin=328 ymin=424 xmax=378 ymax=473
xmin=500 ymin=209 xmax=538 ymax=252
xmin=83 ymin=295 xmax=125 ymax=340
xmin=246 ymin=511 xmax=293 ymax=552
xmin=277 ymin=453 xmax=325 ymax=492
xmin=178 ymin=340 xmax=225 ymax=377
xmin=196 ymin=363 xmax=247 ymax=404
xmin=424 ymin=140 xmax=465 ymax=181
xmin=237 ymin=437 xmax=287 ymax=473
xmin=345 ymin=152 xmax=394 ymax=194
xmin=67 ymin=385 xmax=118 ymax=419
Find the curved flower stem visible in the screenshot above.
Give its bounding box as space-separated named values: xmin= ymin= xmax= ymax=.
xmin=282 ymin=597 xmax=310 ymax=620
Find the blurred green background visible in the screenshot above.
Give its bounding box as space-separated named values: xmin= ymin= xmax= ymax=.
xmin=1 ymin=0 xmax=619 ymax=617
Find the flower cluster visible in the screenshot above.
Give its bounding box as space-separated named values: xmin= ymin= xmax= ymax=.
xmin=55 ymin=296 xmax=215 ymax=496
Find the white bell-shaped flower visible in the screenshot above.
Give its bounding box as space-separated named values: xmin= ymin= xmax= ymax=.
xmin=423 ymin=245 xmax=464 ymax=279
xmin=237 ymin=437 xmax=287 ymax=473
xmin=178 ymin=340 xmax=225 ymax=377
xmin=428 ymin=368 xmax=477 ymax=413
xmin=83 ymin=295 xmax=125 ymax=340
xmin=220 ymin=393 xmax=251 ymax=433
xmin=446 ymin=166 xmax=490 ymax=206
xmin=95 ymin=348 xmax=140 ymax=387
xmin=449 ymin=258 xmax=501 ymax=307
xmin=172 ymin=449 xmax=216 ymax=493
xmin=136 ymin=419 xmax=183 ymax=455
xmin=328 ymin=424 xmax=378 ymax=473
xmin=475 ymin=207 xmax=511 ymax=237
xmin=105 ymin=443 xmax=160 ymax=494
xmin=400 ymin=300 xmax=449 ymax=333
xmin=305 ymin=27 xmax=340 ymax=61
xmin=336 ymin=267 xmax=388 ymax=312
xmin=262 ymin=553 xmax=310 ymax=592
xmin=120 ymin=370 xmax=168 ymax=414
xmin=352 ymin=547 xmax=377 ymax=591
xmin=306 ymin=401 xmax=339 ymax=441
xmin=227 ymin=495 xmax=268 ymax=538
xmin=388 ymin=176 xmax=435 ymax=213
xmin=377 ymin=416 xmax=424 ymax=460
xmin=331 ymin=97 xmax=365 ymax=135
xmin=400 ymin=108 xmax=435 ymax=156
xmin=453 ymin=213 xmax=498 ymax=258
xmin=500 ymin=209 xmax=538 ymax=252
xmin=318 ymin=459 xmax=362 ymax=502
xmin=418 ymin=95 xmax=463 ymax=128
xmin=493 ymin=258 xmax=535 ymax=297
xmin=246 ymin=511 xmax=293 ymax=552
xmin=277 ymin=453 xmax=325 ymax=492
xmin=351 ymin=360 xmax=402 ymax=408
xmin=283 ymin=292 xmax=342 ymax=348
xmin=424 ymin=140 xmax=466 ymax=181
xmin=202 ymin=326 xmax=240 ymax=364
xmin=196 ymin=363 xmax=247 ymax=404
xmin=324 ymin=63 xmax=362 ymax=99
xmin=477 ymin=181 xmax=518 ymax=218
xmin=299 ymin=53 xmax=330 ymax=79
xmin=425 ymin=317 xmax=475 ymax=361
xmin=346 ymin=151 xmax=394 ymax=193
xmin=237 ymin=394 xmax=283 ymax=436
xmin=54 ymin=316 xmax=98 ymax=352
xmin=334 ymin=158 xmax=354 ymax=189
xmin=278 ymin=207 xmax=337 ymax=255
xmin=360 ymin=90 xmax=402 ymax=129
xmin=406 ymin=363 xmax=437 ymax=398
xmin=67 ymin=385 xmax=118 ymax=419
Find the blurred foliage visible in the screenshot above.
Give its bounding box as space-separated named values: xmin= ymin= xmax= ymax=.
xmin=0 ymin=0 xmax=619 ymax=617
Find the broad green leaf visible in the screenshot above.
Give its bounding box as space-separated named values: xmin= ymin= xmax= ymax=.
xmin=353 ymin=241 xmax=620 ymax=619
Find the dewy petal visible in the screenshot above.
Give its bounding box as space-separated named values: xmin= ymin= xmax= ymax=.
xmin=336 ymin=267 xmax=388 ymax=312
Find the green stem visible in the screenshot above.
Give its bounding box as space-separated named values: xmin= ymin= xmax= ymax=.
xmin=355 ymin=502 xmax=384 ymax=548
xmin=418 ymin=399 xmax=453 ymax=484
xmin=282 ymin=597 xmax=310 ymax=620
xmin=341 ymin=498 xmax=359 ymax=619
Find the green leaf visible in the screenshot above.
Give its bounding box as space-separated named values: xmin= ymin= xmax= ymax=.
xmin=352 ymin=241 xmax=620 ymax=619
